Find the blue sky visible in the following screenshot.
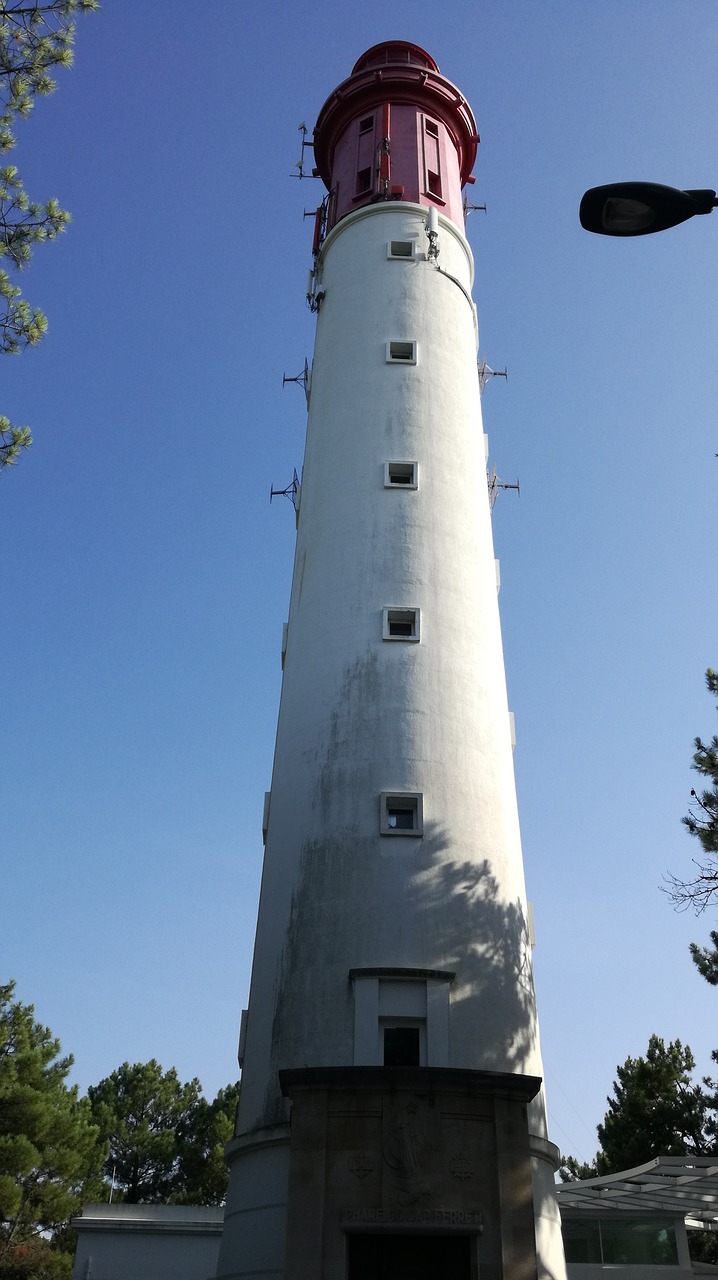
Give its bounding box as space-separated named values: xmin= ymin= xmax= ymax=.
xmin=3 ymin=1 xmax=717 ymax=1169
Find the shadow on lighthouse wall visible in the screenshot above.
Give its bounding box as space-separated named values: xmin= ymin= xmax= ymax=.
xmin=413 ymin=823 xmax=539 ymax=1074
xmin=267 ymin=818 xmax=539 ymax=1100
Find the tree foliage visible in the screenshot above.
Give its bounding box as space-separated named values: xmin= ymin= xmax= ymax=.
xmin=596 ymin=1036 xmax=714 ymax=1173
xmin=667 ymin=670 xmax=718 ymax=915
xmin=87 ymin=1061 xmax=202 ymax=1204
xmin=690 ymin=929 xmax=718 ymax=986
xmin=0 ymin=0 xmax=98 ymax=467
xmin=0 ymin=1 xmax=99 ymax=152
xmin=557 ymin=1154 xmax=598 ymax=1182
xmin=559 ymin=1035 xmax=716 ymax=1182
xmin=87 ymin=1062 xmax=238 ymax=1206
xmin=174 ymin=1081 xmax=239 ymax=1205
xmin=0 ymin=982 xmax=105 ymax=1280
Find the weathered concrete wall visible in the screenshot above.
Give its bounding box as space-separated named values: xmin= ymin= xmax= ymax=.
xmin=281 ymin=1067 xmax=541 ymax=1280
xmin=238 ymin=204 xmax=540 ymax=1129
xmin=217 ymin=201 xmax=565 ymax=1280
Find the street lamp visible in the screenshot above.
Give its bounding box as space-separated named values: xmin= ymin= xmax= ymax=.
xmin=579 ymin=182 xmax=717 ymax=237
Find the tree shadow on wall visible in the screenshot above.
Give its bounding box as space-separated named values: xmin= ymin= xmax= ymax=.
xmin=405 ymin=817 xmax=539 ymax=1077
xmin=268 ymin=814 xmax=540 ymax=1088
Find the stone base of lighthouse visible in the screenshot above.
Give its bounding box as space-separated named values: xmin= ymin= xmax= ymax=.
xmin=219 ymin=1067 xmax=562 ymax=1280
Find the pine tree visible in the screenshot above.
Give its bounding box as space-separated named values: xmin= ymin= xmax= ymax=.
xmin=559 ymin=1036 xmax=718 ymax=1262
xmin=88 ymin=1061 xmax=203 ymax=1204
xmin=690 ymin=930 xmax=718 ymax=985
xmin=557 ymin=1154 xmax=598 ymax=1182
xmin=87 ymin=1062 xmax=239 ymax=1205
xmin=0 ymin=0 xmax=99 ymax=467
xmin=0 ymin=982 xmax=106 ymax=1280
xmin=559 ymin=1035 xmax=716 ymax=1182
xmin=667 ymin=669 xmax=718 ymax=914
xmin=176 ymin=1082 xmax=239 ymax=1205
xmin=595 ymin=1036 xmax=714 ymax=1174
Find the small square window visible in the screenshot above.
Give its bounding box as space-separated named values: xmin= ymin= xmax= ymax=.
xmin=387 ymin=240 xmax=414 ymax=260
xmin=383 ymin=607 xmax=420 ymax=642
xmin=386 ymin=340 xmax=417 ymax=364
xmin=357 ymin=166 xmax=372 ymax=193
xmin=380 ymin=792 xmax=423 ymax=836
xmin=359 ymin=115 xmax=373 ymax=134
xmin=385 ymin=460 xmax=418 ymax=489
xmin=426 ymin=119 xmax=439 ymax=137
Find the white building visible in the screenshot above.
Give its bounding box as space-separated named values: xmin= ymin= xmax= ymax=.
xmin=71 ymin=1204 xmax=223 ymax=1280
xmin=215 ymin=40 xmax=564 ymax=1280
xmin=555 ymin=1158 xmax=718 ymax=1280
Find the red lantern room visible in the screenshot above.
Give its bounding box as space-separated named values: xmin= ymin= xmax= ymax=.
xmin=312 ymin=41 xmax=479 ymax=233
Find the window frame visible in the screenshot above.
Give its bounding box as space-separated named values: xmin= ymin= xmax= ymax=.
xmin=380 ymin=791 xmax=423 ymax=836
xmin=382 ymin=607 xmax=420 ymax=643
xmin=354 ymin=111 xmax=376 ymax=199
xmin=386 ymin=239 xmax=416 ymax=260
xmin=384 ymin=460 xmax=418 ymax=489
xmin=422 ymin=114 xmax=445 ymax=204
xmin=386 ymin=340 xmax=417 ymax=364
xmin=350 ymin=968 xmax=454 ymax=1068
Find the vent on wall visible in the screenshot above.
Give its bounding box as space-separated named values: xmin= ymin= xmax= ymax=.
xmin=387 ymin=240 xmax=415 ymax=259
xmin=386 ymin=340 xmax=417 ymax=364
xmin=385 ymin=460 xmax=418 ymax=488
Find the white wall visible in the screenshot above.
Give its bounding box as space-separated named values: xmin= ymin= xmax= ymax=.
xmin=72 ymin=1204 xmax=222 ymax=1280
xmin=219 ymin=202 xmax=565 ymax=1280
xmin=238 ymin=203 xmax=542 ymax=1129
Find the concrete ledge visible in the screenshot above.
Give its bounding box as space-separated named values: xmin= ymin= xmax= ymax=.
xmin=280 ymin=1064 xmax=542 ymax=1103
xmin=72 ymin=1203 xmax=224 ymax=1235
xmin=348 ymin=966 xmax=455 ymax=983
xmin=530 ymin=1134 xmax=562 ymax=1171
xmin=225 ymin=1122 xmax=291 ymax=1160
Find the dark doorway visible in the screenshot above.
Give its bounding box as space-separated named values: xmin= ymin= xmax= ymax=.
xmin=383 ymin=1026 xmax=420 ymax=1066
xmin=347 ymin=1232 xmax=471 ymax=1279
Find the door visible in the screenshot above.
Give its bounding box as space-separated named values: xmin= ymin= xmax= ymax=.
xmin=347 ymin=1232 xmax=471 ymax=1279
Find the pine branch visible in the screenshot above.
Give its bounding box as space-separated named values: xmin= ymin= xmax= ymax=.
xmin=0 ymin=0 xmax=97 ymax=469
xmin=666 ymin=670 xmax=718 ymax=913
xmin=0 ymin=414 xmax=32 ymax=465
xmin=0 ymin=0 xmax=99 ymax=151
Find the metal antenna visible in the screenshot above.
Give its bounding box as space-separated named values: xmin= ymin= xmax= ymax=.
xmin=478 ymin=355 xmax=508 ymax=396
xmin=463 ymin=197 xmax=487 ymax=218
xmin=487 ymin=465 xmax=520 ymax=510
xmin=270 ymin=468 xmax=301 ymax=511
xmin=282 ymin=358 xmax=310 ymax=392
xmin=306 ymin=191 xmax=332 ymax=260
xmin=290 ymin=123 xmax=318 ymax=179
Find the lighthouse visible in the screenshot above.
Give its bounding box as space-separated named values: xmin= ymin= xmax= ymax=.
xmin=216 ymin=42 xmax=566 ymax=1280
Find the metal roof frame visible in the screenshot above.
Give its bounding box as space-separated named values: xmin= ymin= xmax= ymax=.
xmin=555 ymin=1157 xmax=718 ymax=1227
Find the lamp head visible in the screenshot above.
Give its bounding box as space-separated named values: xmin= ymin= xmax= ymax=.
xmin=579 ymin=182 xmax=717 ymax=237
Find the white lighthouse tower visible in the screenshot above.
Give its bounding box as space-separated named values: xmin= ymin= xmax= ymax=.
xmin=217 ymin=42 xmax=566 ymax=1280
